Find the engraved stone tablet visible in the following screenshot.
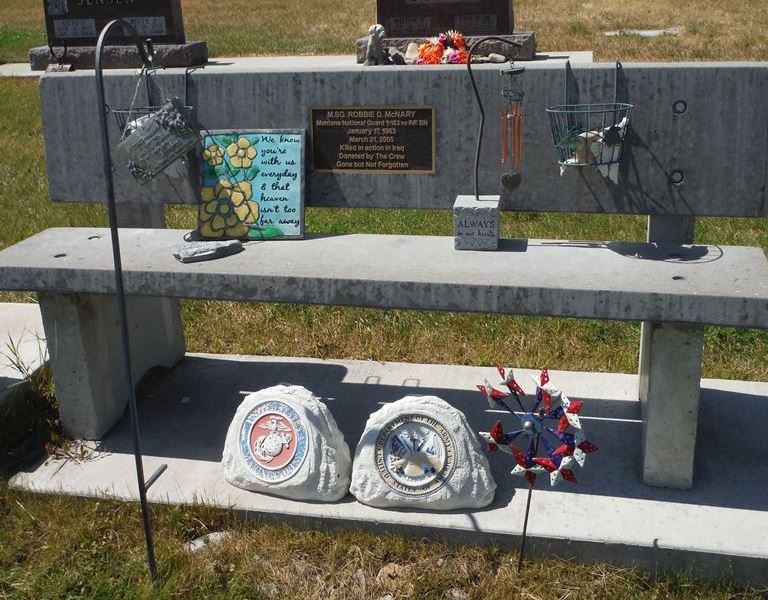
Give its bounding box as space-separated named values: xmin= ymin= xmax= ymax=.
xmin=44 ymin=0 xmax=185 ymax=47
xmin=453 ymin=194 xmax=500 ymax=250
xmin=377 ymin=0 xmax=514 ymax=36
xmin=222 ymin=385 xmax=352 ymax=502
xmin=350 ymin=396 xmax=496 ymax=509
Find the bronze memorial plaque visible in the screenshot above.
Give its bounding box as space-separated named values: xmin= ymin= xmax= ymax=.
xmin=43 ymin=0 xmax=185 ymax=47
xmin=376 ymin=0 xmax=514 ymax=36
xmin=311 ymin=107 xmax=435 ymax=174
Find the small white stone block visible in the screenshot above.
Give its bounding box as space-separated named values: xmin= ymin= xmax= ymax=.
xmin=350 ymin=395 xmax=496 ymax=510
xmin=453 ymin=195 xmax=500 ymax=251
xmin=221 ymin=385 xmax=351 ymax=501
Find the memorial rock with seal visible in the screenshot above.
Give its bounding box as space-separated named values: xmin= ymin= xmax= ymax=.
xmin=350 ymin=395 xmax=496 ymax=509
xmin=222 ymin=385 xmax=351 ymax=501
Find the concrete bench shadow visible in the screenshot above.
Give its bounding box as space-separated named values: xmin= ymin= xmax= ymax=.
xmin=94 ymin=355 xmax=768 ymax=513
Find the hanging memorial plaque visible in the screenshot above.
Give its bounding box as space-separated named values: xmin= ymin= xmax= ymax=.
xmin=376 ymin=0 xmax=514 ymax=36
xmin=44 ymin=0 xmax=186 ymax=47
xmin=115 ymin=98 xmax=199 ymax=185
xmin=311 ymin=106 xmax=435 ymax=174
xmin=198 ymin=130 xmax=305 ymax=240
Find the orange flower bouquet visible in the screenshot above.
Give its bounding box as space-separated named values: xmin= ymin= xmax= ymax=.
xmin=416 ymin=30 xmax=470 ymax=65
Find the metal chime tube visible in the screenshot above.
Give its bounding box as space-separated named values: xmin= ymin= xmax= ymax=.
xmin=500 ymin=66 xmax=525 ymax=191
xmin=501 ymin=93 xmax=523 ymax=174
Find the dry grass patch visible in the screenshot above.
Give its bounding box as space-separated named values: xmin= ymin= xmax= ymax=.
xmin=517 ymin=0 xmax=768 ymax=61
xmin=184 ymin=0 xmax=374 ymax=57
xmin=2 ymin=0 xmax=768 ymax=62
xmin=1 ymin=486 xmax=763 ymax=599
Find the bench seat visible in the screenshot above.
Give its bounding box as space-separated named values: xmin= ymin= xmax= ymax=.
xmin=1 ymin=227 xmax=767 ymax=327
xmin=1 ymin=226 xmax=766 ymax=489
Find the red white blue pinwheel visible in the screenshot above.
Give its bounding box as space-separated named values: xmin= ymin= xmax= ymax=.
xmin=478 ymin=365 xmax=598 ymax=487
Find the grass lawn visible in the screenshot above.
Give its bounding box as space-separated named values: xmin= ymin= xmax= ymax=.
xmin=3 ymin=486 xmax=764 ymax=599
xmin=0 ymin=1 xmax=767 ymax=597
xmin=2 ymin=0 xmax=768 ymax=62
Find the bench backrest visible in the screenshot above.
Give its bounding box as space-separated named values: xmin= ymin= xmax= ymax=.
xmin=40 ymin=61 xmax=768 ymax=218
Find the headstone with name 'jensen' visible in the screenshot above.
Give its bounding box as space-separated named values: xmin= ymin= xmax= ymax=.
xmin=43 ymin=0 xmax=185 ymax=47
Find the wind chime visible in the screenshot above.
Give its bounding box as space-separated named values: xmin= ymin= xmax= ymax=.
xmin=464 ymin=36 xmax=524 ymax=201
xmin=500 ymin=64 xmax=525 ymax=192
xmin=477 ymin=365 xmax=599 ymax=571
xmin=455 ymin=37 xmax=525 ymax=251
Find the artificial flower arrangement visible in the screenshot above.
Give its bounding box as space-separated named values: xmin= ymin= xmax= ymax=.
xmin=416 ymin=30 xmax=469 ymax=64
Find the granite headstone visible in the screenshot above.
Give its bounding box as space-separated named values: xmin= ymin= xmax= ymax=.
xmin=34 ymin=0 xmax=207 ymax=71
xmin=377 ymin=0 xmax=515 ymax=36
xmin=43 ymin=0 xmax=185 ymax=47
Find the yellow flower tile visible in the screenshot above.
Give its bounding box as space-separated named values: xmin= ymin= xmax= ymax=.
xmin=201 ymin=187 xmax=215 ymax=202
xmin=211 ymin=215 xmax=226 ymax=231
xmin=227 ymin=222 xmax=249 ymax=238
xmin=199 ymin=220 xmax=216 ymax=238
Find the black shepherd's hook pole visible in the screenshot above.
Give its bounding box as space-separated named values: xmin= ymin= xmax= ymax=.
xmin=95 ymin=19 xmax=158 ymax=582
xmin=466 ymin=36 xmax=523 ymax=200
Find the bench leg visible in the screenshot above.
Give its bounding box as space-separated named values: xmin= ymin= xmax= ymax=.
xmin=638 ymin=321 xmax=704 ymax=489
xmin=38 ymin=292 xmax=185 ymax=439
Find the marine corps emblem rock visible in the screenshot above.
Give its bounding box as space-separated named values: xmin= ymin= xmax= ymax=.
xmin=351 ymin=396 xmax=496 ymax=509
xmin=222 ymin=385 xmax=352 ymax=501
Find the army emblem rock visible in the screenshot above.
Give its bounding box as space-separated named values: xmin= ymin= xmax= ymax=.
xmin=351 ymin=395 xmax=496 ymax=509
xmin=375 ymin=413 xmax=456 ymax=496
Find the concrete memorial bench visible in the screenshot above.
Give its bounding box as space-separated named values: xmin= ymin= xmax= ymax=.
xmin=0 ymin=59 xmax=766 ymax=492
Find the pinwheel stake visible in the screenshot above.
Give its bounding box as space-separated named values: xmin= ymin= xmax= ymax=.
xmin=477 ymin=365 xmax=599 ymax=571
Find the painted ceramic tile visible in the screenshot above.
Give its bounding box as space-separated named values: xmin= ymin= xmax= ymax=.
xmin=198 ymin=130 xmax=304 ymax=240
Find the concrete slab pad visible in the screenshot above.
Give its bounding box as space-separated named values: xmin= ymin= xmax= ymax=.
xmin=0 ymin=303 xmax=46 ymax=404
xmin=9 ymin=354 xmax=768 ymax=585
xmin=0 ymin=63 xmax=39 ymax=78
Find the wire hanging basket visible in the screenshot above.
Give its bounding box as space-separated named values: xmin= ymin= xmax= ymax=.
xmin=546 ymin=61 xmax=633 ymax=168
xmin=113 ymin=68 xmax=199 ymax=184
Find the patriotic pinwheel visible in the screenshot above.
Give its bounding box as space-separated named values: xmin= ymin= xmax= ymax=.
xmin=477 ymin=364 xmax=599 ymax=570
xmin=478 ymin=364 xmax=598 ymax=487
